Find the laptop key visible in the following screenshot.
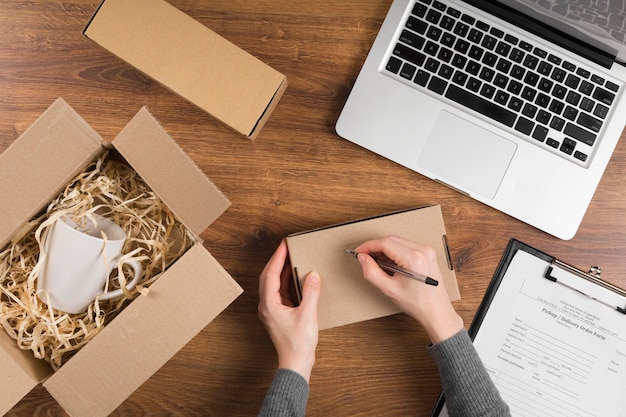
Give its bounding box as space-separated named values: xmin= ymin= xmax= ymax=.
xmin=574 ymin=151 xmax=588 ymax=162
xmin=565 ymin=74 xmax=580 ymax=89
xmin=445 ymin=84 xmax=517 ymax=127
xmin=406 ymin=16 xmax=428 ymax=34
xmin=563 ymin=106 xmax=578 ymax=121
xmin=467 ymin=77 xmax=482 ymax=92
xmin=400 ymin=30 xmax=426 ymax=49
xmin=510 ymin=48 xmax=525 ymax=63
xmin=468 ymin=28 xmax=483 ymax=44
xmin=393 ymin=43 xmax=426 ymax=66
xmin=446 ymin=7 xmax=461 ymax=18
xmin=522 ymin=103 xmax=538 ymax=118
xmin=537 ymin=61 xmax=552 ymax=75
xmin=508 ymin=97 xmax=523 ymax=112
xmin=412 ymin=3 xmax=428 ymax=18
xmin=546 ymin=138 xmax=559 ymax=148
xmin=480 ymin=84 xmax=496 ymax=99
xmin=538 ymin=77 xmax=553 ymax=92
xmin=577 ymin=113 xmax=603 ymax=132
xmin=504 ymin=34 xmax=518 ymax=45
xmin=580 ymin=97 xmax=594 ymax=112
xmin=482 ymin=51 xmax=498 ymax=67
xmin=424 ymin=41 xmax=439 ymax=56
xmin=428 ymin=76 xmax=448 ymax=94
xmin=593 ymin=87 xmax=616 ymax=105
xmin=560 ymin=138 xmax=576 ymax=155
xmin=536 ymin=109 xmax=551 ymax=124
xmin=532 ymin=125 xmax=548 ymax=142
xmin=454 ymin=39 xmax=470 ymax=54
xmin=535 ymin=93 xmax=550 ymax=108
xmin=438 ymin=64 xmax=454 ymax=80
xmin=605 ymin=81 xmax=619 ymax=92
xmin=594 ymin=103 xmax=609 ymax=119
xmin=400 ymin=63 xmax=417 ymax=80
xmin=495 ymin=90 xmax=510 ymax=105
xmin=426 ymin=26 xmax=443 ymax=41
xmin=414 ymin=69 xmax=430 ymax=86
xmin=386 ymin=56 xmax=403 ymax=73
xmin=441 ymin=32 xmax=456 ymax=47
xmin=579 ymin=80 xmax=594 ymax=95
xmin=453 ymin=21 xmax=469 ymax=37
xmin=440 ymin=16 xmax=456 ymax=31
xmin=476 ymin=20 xmax=490 ymax=31
xmin=481 ymin=35 xmax=497 ymax=50
xmin=564 ymin=122 xmax=596 ymax=146
xmin=566 ymin=91 xmax=581 ymax=106
xmin=496 ymin=58 xmax=512 ymax=74
xmin=515 ymin=116 xmax=535 ymax=135
xmin=550 ymin=116 xmax=565 ymax=131
xmin=433 ymin=0 xmax=446 ymax=11
xmin=451 ymin=54 xmax=467 ymax=69
xmin=452 ymin=70 xmax=468 ymax=86
xmin=426 ymin=9 xmax=442 ymax=24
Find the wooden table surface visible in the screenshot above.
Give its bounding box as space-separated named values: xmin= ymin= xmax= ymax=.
xmin=1 ymin=1 xmax=625 ymax=416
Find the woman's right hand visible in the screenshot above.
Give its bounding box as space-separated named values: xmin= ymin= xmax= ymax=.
xmin=354 ymin=235 xmax=463 ymax=344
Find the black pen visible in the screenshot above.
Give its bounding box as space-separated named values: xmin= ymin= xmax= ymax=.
xmin=345 ymin=249 xmax=439 ymax=286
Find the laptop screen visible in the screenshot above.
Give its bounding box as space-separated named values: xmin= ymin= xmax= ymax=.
xmin=496 ymin=0 xmax=626 ymax=63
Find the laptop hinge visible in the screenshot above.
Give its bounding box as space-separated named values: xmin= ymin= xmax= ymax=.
xmin=461 ymin=0 xmax=616 ymax=69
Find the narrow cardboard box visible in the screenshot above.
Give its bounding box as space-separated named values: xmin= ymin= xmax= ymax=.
xmin=286 ymin=205 xmax=459 ymax=330
xmin=83 ymin=0 xmax=288 ymax=140
xmin=0 ymin=98 xmax=243 ymax=416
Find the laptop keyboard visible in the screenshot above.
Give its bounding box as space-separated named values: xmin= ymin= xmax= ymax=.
xmin=383 ymin=0 xmax=622 ymax=166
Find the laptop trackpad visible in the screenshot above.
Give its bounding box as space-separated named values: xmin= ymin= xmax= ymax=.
xmin=417 ymin=111 xmax=517 ymax=199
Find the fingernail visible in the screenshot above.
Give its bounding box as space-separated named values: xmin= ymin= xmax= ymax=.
xmin=308 ymin=271 xmax=320 ymax=283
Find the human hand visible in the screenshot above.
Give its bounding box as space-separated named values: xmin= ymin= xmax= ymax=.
xmin=258 ymin=240 xmax=321 ymax=382
xmin=355 ymin=235 xmax=463 ymax=344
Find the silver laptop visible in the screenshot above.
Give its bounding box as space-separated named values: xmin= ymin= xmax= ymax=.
xmin=336 ymin=0 xmax=626 ymax=240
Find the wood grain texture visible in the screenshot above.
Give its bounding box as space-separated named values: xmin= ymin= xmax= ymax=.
xmin=1 ymin=1 xmax=625 ymax=416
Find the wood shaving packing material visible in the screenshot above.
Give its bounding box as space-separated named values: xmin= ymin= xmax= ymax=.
xmin=0 ymin=151 xmax=192 ymax=370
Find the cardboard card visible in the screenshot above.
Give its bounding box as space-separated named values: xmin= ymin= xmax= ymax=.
xmin=286 ymin=205 xmax=459 ymax=330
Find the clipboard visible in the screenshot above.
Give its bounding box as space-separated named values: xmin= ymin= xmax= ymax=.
xmin=431 ymin=239 xmax=626 ymax=417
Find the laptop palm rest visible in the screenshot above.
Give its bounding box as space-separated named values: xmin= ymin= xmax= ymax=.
xmin=417 ymin=111 xmax=517 ymax=200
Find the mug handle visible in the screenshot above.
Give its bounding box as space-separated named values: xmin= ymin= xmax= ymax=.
xmin=96 ymin=259 xmax=143 ymax=301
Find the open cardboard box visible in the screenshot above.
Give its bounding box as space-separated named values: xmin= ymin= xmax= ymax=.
xmin=0 ymin=98 xmax=243 ymax=416
xmin=83 ymin=0 xmax=288 ymax=140
xmin=286 ymin=205 xmax=460 ymax=330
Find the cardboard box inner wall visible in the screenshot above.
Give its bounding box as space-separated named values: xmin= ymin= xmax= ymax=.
xmin=0 ymin=98 xmax=243 ymax=416
xmin=286 ymin=205 xmax=459 ymax=330
xmin=84 ymin=0 xmax=288 ymax=140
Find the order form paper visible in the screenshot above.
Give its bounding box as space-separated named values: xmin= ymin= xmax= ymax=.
xmin=439 ymin=249 xmax=626 ymax=417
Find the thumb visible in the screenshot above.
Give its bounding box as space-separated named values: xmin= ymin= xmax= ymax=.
xmin=299 ymin=271 xmax=321 ymax=309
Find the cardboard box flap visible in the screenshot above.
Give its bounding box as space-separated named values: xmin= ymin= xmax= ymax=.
xmin=0 ymin=333 xmax=51 ymax=415
xmin=112 ymin=107 xmax=230 ymax=236
xmin=44 ymin=242 xmax=243 ymax=417
xmin=0 ymin=98 xmax=104 ymax=249
xmin=84 ymin=0 xmax=287 ymax=139
xmin=286 ymin=205 xmax=459 ymax=330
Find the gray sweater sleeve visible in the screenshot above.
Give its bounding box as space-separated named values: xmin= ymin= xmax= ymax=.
xmin=427 ymin=329 xmax=511 ymax=417
xmin=258 ymin=368 xmax=309 ymax=417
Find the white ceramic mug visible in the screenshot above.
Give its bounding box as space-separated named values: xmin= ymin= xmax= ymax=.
xmin=37 ymin=215 xmax=143 ymax=314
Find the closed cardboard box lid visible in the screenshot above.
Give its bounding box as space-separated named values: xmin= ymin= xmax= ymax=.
xmin=84 ymin=0 xmax=287 ymax=139
xmin=286 ymin=205 xmax=459 ymax=330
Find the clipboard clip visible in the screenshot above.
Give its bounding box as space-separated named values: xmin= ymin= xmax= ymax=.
xmin=544 ymin=265 xmax=626 ymax=315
